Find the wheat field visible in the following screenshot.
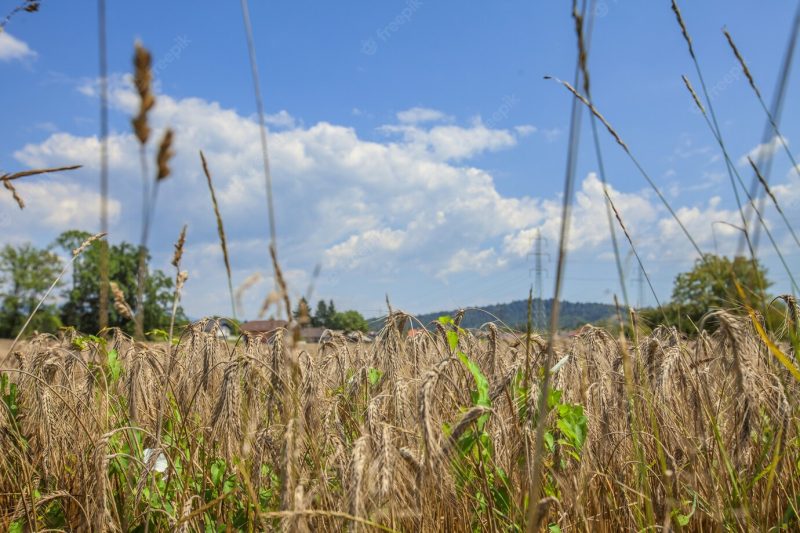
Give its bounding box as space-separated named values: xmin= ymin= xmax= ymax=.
xmin=1 ymin=310 xmax=798 ymax=531
xmin=3 ymin=1 xmax=800 ymax=531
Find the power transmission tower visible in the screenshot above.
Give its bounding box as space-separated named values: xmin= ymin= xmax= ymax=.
xmin=528 ymin=230 xmax=549 ymax=331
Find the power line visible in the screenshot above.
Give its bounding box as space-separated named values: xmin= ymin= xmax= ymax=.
xmin=528 ymin=229 xmax=549 ymax=331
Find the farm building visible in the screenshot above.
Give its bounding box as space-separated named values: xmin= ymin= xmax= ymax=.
xmin=240 ymin=320 xmax=327 ymax=343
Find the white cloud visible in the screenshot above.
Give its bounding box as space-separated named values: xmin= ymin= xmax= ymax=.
xmin=514 ymin=125 xmax=537 ymax=136
xmin=378 ymin=122 xmax=520 ymax=161
xmin=0 ymin=31 xmax=36 ymax=63
xmin=738 ymin=135 xmax=788 ymax=166
xmin=325 ymin=228 xmax=407 ymax=269
xmin=438 ymin=248 xmax=506 ymax=278
xmin=8 ymin=79 xmax=796 ymax=318
xmin=264 ymin=110 xmax=297 ymax=129
xmin=772 ymin=170 xmax=800 ymax=207
xmin=502 ymin=173 xmax=658 ymax=257
xmin=0 ymin=180 xmax=121 ymax=237
xmin=15 ymin=132 xmax=138 ymax=172
xmin=396 ymin=106 xmax=451 ymax=124
xmin=656 ymin=196 xmax=741 ymax=255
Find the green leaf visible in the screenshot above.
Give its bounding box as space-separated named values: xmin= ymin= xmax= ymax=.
xmin=547 ymin=388 xmax=562 ymax=410
xmin=674 ymin=492 xmax=697 ymax=526
xmin=556 ymin=403 xmax=587 ymax=451
xmin=210 ymin=460 xmax=226 ymax=486
xmin=106 ymin=349 xmax=122 ymax=382
xmin=447 ymin=330 xmax=459 ymax=352
xmin=367 ymin=367 xmax=383 ymax=386
xmin=1 ymin=373 xmax=19 ymax=421
xmin=544 ymin=431 xmax=555 ymax=452
xmin=147 ymin=328 xmax=170 ymax=342
xmin=456 ymin=351 xmax=489 ymax=408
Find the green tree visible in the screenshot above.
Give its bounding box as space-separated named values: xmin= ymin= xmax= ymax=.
xmin=0 ymin=243 xmax=63 ymax=337
xmin=328 ymin=310 xmax=369 ymax=333
xmin=312 ymin=300 xmax=328 ymax=327
xmin=54 ymin=230 xmax=186 ymax=335
xmin=313 ymin=299 xmax=337 ymax=327
xmin=645 ymin=254 xmax=772 ymax=333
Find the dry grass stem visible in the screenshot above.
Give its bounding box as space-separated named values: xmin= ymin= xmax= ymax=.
xmin=200 ymin=151 xmax=236 ymax=319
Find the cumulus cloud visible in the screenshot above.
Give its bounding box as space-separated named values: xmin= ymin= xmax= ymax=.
xmin=0 ymin=31 xmax=36 ymax=63
xmin=325 ymin=228 xmax=407 ymax=269
xmin=264 ymin=110 xmax=297 ymax=129
xmin=657 ymin=196 xmax=740 ymax=255
xmin=438 ymin=248 xmax=506 ymax=278
xmin=396 ymin=106 xmax=450 ymax=124
xmin=771 ymin=170 xmax=800 ymax=208
xmin=378 ymin=121 xmax=520 ymax=161
xmin=738 ymin=135 xmax=788 ymax=166
xmin=16 ymin=132 xmax=138 ymax=172
xmin=0 ymin=179 xmax=121 ymax=241
xmin=502 ymin=173 xmax=658 ymax=257
xmin=7 ymin=79 xmax=794 ymax=317
xmin=514 ymin=125 xmax=537 ymax=136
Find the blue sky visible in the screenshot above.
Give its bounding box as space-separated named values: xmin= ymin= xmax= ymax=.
xmin=1 ymin=0 xmax=798 ymax=320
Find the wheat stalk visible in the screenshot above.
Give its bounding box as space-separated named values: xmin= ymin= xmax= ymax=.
xmin=199 ymin=151 xmax=236 ymax=320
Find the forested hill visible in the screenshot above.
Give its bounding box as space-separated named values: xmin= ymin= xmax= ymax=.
xmin=398 ymin=298 xmax=617 ymax=331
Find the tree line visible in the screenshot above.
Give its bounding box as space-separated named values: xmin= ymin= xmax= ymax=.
xmin=0 ymin=230 xmax=185 ymax=338
xmin=0 ymin=242 xmax=781 ymax=339
xmin=293 ymin=298 xmax=369 ymax=333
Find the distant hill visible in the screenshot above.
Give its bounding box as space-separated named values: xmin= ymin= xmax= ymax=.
xmin=382 ymin=298 xmax=617 ymax=331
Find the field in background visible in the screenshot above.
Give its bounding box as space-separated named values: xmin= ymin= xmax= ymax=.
xmin=1 ymin=0 xmax=799 ymax=531
xmin=1 ymin=313 xmax=798 ymax=531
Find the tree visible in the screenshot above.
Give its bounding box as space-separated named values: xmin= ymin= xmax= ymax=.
xmin=310 ymin=299 xmax=368 ymax=332
xmin=328 ymin=310 xmax=369 ymax=333
xmin=0 ymin=243 xmax=63 ymax=337
xmin=54 ymin=230 xmax=186 ymax=335
xmin=312 ymin=300 xmax=328 ymax=327
xmin=644 ymin=254 xmax=772 ymax=333
xmin=313 ymin=299 xmax=336 ymax=328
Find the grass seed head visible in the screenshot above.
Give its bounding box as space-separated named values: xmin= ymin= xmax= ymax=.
xmin=2 ymin=178 xmax=24 ymax=209
xmin=156 ymin=128 xmax=175 ymax=181
xmin=132 ymin=41 xmax=155 ymax=145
